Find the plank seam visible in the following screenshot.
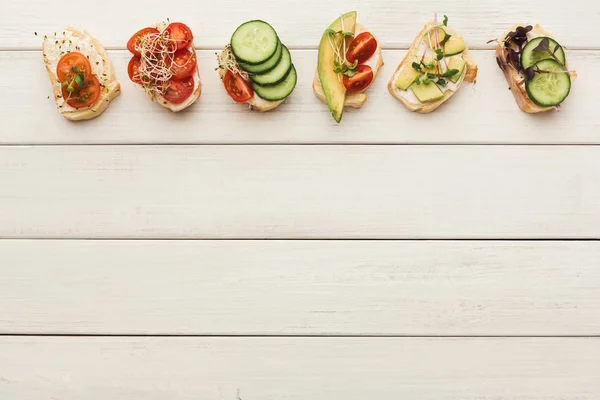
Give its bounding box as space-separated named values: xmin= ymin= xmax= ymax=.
xmin=1 ymin=334 xmax=599 ymax=338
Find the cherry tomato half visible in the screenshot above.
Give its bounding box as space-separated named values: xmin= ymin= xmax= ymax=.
xmin=346 ymin=32 xmax=378 ymax=65
xmin=56 ymin=52 xmax=92 ymax=85
xmin=127 ymin=56 xmax=145 ymax=84
xmin=127 ymin=27 xmax=160 ymax=56
xmin=223 ymin=70 xmax=254 ymax=103
xmin=163 ymin=76 xmax=195 ymax=104
xmin=62 ymin=75 xmax=101 ymax=108
xmin=164 ymin=22 xmax=194 ymax=51
xmin=169 ymin=49 xmax=197 ymax=80
xmin=343 ymin=64 xmax=374 ymax=93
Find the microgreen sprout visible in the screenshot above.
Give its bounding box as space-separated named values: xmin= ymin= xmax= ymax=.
xmin=410 ymin=14 xmax=459 ymax=87
xmin=326 ymin=14 xmax=359 ymax=81
xmin=495 ymin=26 xmax=574 ymax=82
xmin=216 ymin=44 xmax=249 ymax=81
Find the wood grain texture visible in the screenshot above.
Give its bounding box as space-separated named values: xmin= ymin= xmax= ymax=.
xmin=2 ymin=50 xmax=598 ymax=144
xmin=1 ymin=240 xmax=599 ymax=335
xmin=0 ymin=145 xmax=599 ymax=239
xmin=1 ymin=337 xmax=599 ymax=399
xmin=2 ymin=0 xmax=599 ymax=49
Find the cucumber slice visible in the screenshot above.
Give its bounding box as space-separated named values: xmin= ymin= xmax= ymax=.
xmin=231 ymin=20 xmax=279 ymax=65
xmin=251 ymin=45 xmax=293 ymax=86
xmin=525 ymin=59 xmax=571 ymax=107
xmin=251 ymin=65 xmax=297 ymax=101
xmin=521 ymin=37 xmax=566 ymax=69
xmin=239 ymin=40 xmax=283 ymax=74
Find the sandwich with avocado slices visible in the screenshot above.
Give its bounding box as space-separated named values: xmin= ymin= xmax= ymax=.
xmin=313 ymin=11 xmax=384 ymax=123
xmin=388 ymin=15 xmax=477 ymax=113
xmin=217 ymin=20 xmax=297 ymax=112
xmin=492 ymin=24 xmax=576 ymax=113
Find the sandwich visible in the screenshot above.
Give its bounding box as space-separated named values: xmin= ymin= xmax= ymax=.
xmin=127 ymin=21 xmax=201 ymax=112
xmin=493 ymin=24 xmax=575 ymax=112
xmin=388 ymin=15 xmax=477 ymax=113
xmin=42 ymin=27 xmax=120 ymax=121
xmin=217 ymin=20 xmax=296 ymax=112
xmin=313 ymin=11 xmax=384 ymax=123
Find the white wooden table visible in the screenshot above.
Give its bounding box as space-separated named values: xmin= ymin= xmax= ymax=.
xmin=1 ymin=0 xmax=600 ymax=398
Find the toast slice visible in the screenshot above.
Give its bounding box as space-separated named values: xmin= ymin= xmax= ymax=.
xmin=388 ymin=22 xmax=477 ymax=113
xmin=42 ymin=27 xmax=120 ymax=121
xmin=134 ymin=23 xmax=201 ymax=113
xmin=312 ymin=24 xmax=384 ymax=110
xmin=495 ymin=24 xmax=576 ymax=113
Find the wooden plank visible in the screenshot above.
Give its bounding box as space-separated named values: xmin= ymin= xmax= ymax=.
xmin=2 ymin=0 xmax=599 ymax=49
xmin=1 ymin=337 xmax=598 ymax=399
xmin=1 ymin=240 xmax=599 ymax=335
xmin=2 ymin=50 xmax=598 ymax=144
xmin=0 ymin=145 xmax=599 ymax=239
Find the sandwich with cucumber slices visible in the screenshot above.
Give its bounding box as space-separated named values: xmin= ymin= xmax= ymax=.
xmin=388 ymin=15 xmax=477 ymax=113
xmin=217 ymin=20 xmax=297 ymax=112
xmin=493 ymin=25 xmax=576 ymax=112
xmin=313 ymin=11 xmax=384 ymax=123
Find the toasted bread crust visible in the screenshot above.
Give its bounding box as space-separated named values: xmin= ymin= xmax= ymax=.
xmin=42 ymin=27 xmax=120 ymax=121
xmin=247 ymin=97 xmax=285 ymax=112
xmin=312 ymin=24 xmax=383 ymax=110
xmin=495 ymin=24 xmax=576 ymax=113
xmin=388 ymin=22 xmax=477 ymax=113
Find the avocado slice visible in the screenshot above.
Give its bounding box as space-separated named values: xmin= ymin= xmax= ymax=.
xmin=317 ymin=11 xmax=357 ymax=123
xmin=428 ymin=27 xmax=466 ymax=56
xmin=446 ymin=57 xmax=466 ymax=83
xmin=395 ymin=66 xmax=421 ymax=91
xmin=444 ymin=36 xmax=466 ymax=56
xmin=410 ymin=82 xmax=444 ymax=103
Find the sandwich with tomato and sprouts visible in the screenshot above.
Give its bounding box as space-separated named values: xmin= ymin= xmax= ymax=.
xmin=42 ymin=27 xmax=121 ymax=121
xmin=127 ymin=21 xmax=201 ymax=112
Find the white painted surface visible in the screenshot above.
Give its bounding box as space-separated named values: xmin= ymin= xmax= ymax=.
xmin=1 ymin=0 xmax=599 ymax=397
xmin=1 ymin=337 xmax=599 ymax=399
xmin=3 ymin=0 xmax=599 ymax=49
xmin=1 ymin=240 xmax=599 ymax=335
xmin=1 ymin=146 xmax=599 ymax=239
xmin=1 ymin=50 xmax=598 ymax=144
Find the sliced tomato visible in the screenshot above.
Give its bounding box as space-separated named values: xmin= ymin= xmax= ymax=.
xmin=169 ymin=49 xmax=197 ymax=80
xmin=346 ymin=32 xmax=378 ymax=65
xmin=127 ymin=27 xmax=160 ymax=56
xmin=56 ymin=52 xmax=92 ymax=85
xmin=223 ymin=70 xmax=254 ymax=103
xmin=127 ymin=56 xmax=147 ymax=84
xmin=62 ymin=75 xmax=101 ymax=108
xmin=163 ymin=76 xmax=194 ymax=104
xmin=164 ymin=22 xmax=193 ymax=50
xmin=127 ymin=56 xmax=140 ymax=82
xmin=343 ymin=65 xmax=374 ymax=93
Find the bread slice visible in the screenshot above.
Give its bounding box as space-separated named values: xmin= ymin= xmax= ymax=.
xmin=388 ymin=22 xmax=477 ymax=113
xmin=42 ymin=27 xmax=120 ymax=121
xmin=312 ymin=24 xmax=384 ymax=109
xmin=133 ymin=23 xmax=201 ymax=112
xmin=495 ymin=24 xmax=576 ymax=113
